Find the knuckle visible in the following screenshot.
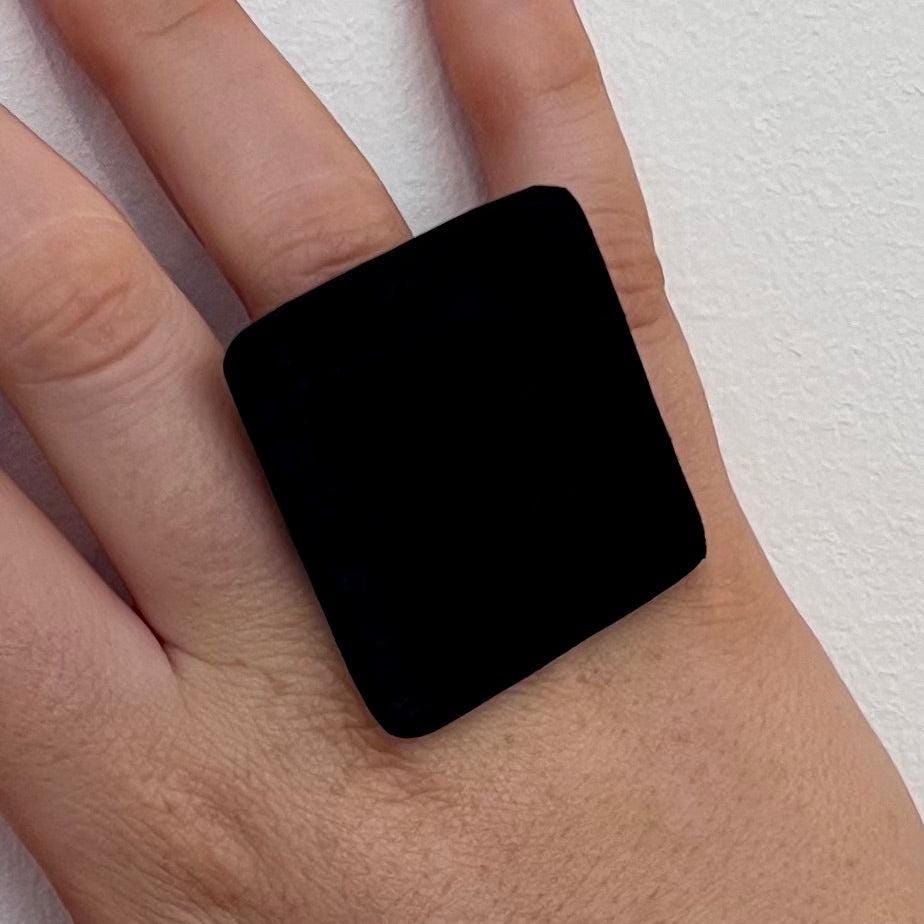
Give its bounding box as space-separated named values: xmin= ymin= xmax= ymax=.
xmin=133 ymin=0 xmax=227 ymax=44
xmin=0 ymin=217 xmax=173 ymax=389
xmin=606 ymin=245 xmax=673 ymax=341
xmin=46 ymin=0 xmax=226 ymax=89
xmin=459 ymin=10 xmax=602 ymax=128
xmin=584 ymin=202 xmax=675 ymax=342
xmin=512 ymin=37 xmax=600 ymax=103
xmin=236 ymin=179 xmax=407 ymax=313
xmin=120 ymin=760 xmax=275 ymax=917
xmin=52 ymin=740 xmax=285 ymax=922
xmin=599 ymin=222 xmax=667 ymax=304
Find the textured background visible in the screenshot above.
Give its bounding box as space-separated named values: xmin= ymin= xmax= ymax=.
xmin=1 ymin=0 xmax=921 ymax=919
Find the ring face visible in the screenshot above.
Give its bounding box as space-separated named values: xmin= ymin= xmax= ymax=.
xmin=224 ymin=186 xmax=705 ymax=737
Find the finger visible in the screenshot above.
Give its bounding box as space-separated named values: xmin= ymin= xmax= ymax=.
xmin=40 ymin=0 xmax=411 ymax=316
xmin=428 ymin=1 xmax=665 ymax=330
xmin=0 ymin=109 xmax=324 ymax=662
xmin=427 ymin=0 xmax=746 ymax=553
xmin=0 ymin=471 xmax=171 ymax=836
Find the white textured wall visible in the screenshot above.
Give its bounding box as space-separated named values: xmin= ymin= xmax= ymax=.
xmin=1 ymin=0 xmax=921 ymax=919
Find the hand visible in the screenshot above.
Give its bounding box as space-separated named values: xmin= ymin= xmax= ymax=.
xmin=1 ymin=2 xmax=921 ymax=922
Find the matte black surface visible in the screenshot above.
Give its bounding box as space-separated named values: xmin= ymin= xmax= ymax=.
xmin=224 ymin=186 xmax=705 ymax=737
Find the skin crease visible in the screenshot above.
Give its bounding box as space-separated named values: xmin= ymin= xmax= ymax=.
xmin=0 ymin=0 xmax=920 ymax=920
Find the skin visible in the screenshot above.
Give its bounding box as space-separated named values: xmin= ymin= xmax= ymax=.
xmin=0 ymin=1 xmax=921 ymax=921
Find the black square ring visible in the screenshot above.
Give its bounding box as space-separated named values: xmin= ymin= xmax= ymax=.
xmin=224 ymin=186 xmax=705 ymax=737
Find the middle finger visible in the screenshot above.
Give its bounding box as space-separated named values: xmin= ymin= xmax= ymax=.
xmin=40 ymin=0 xmax=411 ymax=316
